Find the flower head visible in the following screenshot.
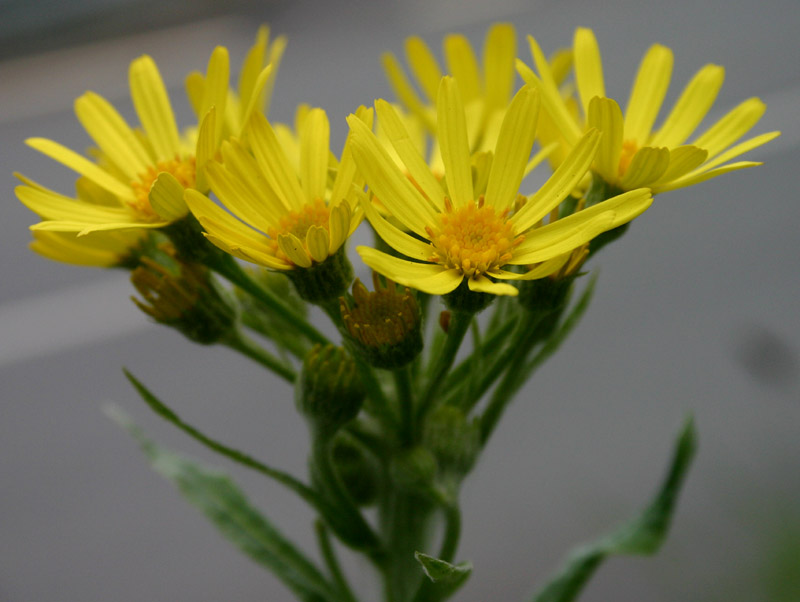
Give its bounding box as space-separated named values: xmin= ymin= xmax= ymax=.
xmin=348 ymin=77 xmax=653 ymax=297
xmin=517 ymin=28 xmax=780 ymax=193
xmin=382 ymin=23 xmax=517 ymax=151
xmin=185 ymin=107 xmax=371 ymax=271
xmin=15 ymin=47 xmax=242 ymax=235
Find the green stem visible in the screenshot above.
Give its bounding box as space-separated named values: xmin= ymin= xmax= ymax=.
xmin=315 ymin=519 xmax=359 ymax=602
xmin=382 ymin=491 xmax=433 ymax=602
xmin=415 ymin=311 xmax=473 ymax=428
xmin=312 ymin=436 xmax=382 ymax=554
xmin=394 ymin=365 xmax=415 ymax=446
xmin=223 ymin=328 xmax=296 ymax=383
xmin=209 ymin=252 xmax=331 ymax=346
xmin=479 ymin=313 xmax=544 ymax=445
xmin=410 ymin=504 xmax=462 ymax=602
xmin=239 ymin=311 xmax=309 ymax=360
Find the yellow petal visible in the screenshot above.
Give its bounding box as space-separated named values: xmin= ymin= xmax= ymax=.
xmin=444 ymin=34 xmax=480 ymax=102
xmin=74 ymin=92 xmax=151 ymax=180
xmin=331 ymin=106 xmax=373 ymax=208
xmin=328 ymin=201 xmax=351 ymax=253
xmin=484 ymin=86 xmax=540 ymax=210
xmin=278 ymin=233 xmax=312 ymax=268
xmin=358 ymin=246 xmax=462 ymax=295
xmin=694 ymin=130 xmax=780 ymax=173
xmin=194 ymin=106 xmax=216 ymax=192
xmin=239 ymin=64 xmax=273 ymax=136
xmin=519 ymin=36 xmax=582 ymax=145
xmin=16 ymin=185 xmax=132 ymax=224
xmin=199 ymin=46 xmax=230 ymax=148
xmin=238 ymin=25 xmax=269 ymax=113
xmin=649 ymin=64 xmax=725 ymax=147
xmin=624 ymin=44 xmax=673 ymax=144
xmin=305 ymin=225 xmax=330 ymax=263
xmin=587 ymin=97 xmax=623 ymax=183
xmin=405 ymin=36 xmax=442 ymax=103
xmin=247 ymin=111 xmax=305 ymax=210
xmin=691 ymin=97 xmax=766 ymax=159
xmin=149 ymin=172 xmax=188 ymax=221
xmin=512 ymin=129 xmax=600 ymax=233
xmin=483 ymin=23 xmax=516 ymax=114
xmin=620 ymin=146 xmax=670 ymax=189
xmin=347 ymin=114 xmax=438 ymax=237
xmin=655 ymin=161 xmax=761 ymax=193
xmin=300 ymin=108 xmax=330 ymax=203
xmin=381 ymin=52 xmax=435 ymax=132
xmin=650 ymin=145 xmax=708 ymax=188
xmin=205 ymin=160 xmax=275 ymax=233
xmin=375 ymin=99 xmax=445 ymax=210
xmin=185 ymin=71 xmax=205 ymax=119
xmin=437 ymin=76 xmax=473 ymax=207
xmin=467 ymin=275 xmax=518 ymax=296
xmin=204 ymin=233 xmax=288 ymax=270
xmin=362 ymin=198 xmax=433 ymax=261
xmin=219 ymin=138 xmax=289 ymax=216
xmin=26 ymin=138 xmax=134 ymax=201
xmin=185 ymin=188 xmax=270 ymax=252
xmin=574 ymin=27 xmax=605 ymax=117
xmin=261 ymin=35 xmax=287 ymax=119
xmin=129 ymin=55 xmax=181 ymax=161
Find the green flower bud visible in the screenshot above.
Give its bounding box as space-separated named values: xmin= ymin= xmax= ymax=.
xmin=131 ymin=247 xmax=236 ymax=345
xmin=331 ymin=433 xmax=379 ymax=506
xmin=422 ymin=406 xmax=480 ymax=479
xmin=286 ymin=246 xmax=353 ymax=304
xmin=296 ymin=345 xmax=365 ymax=436
xmin=389 ymin=446 xmax=437 ymax=496
xmin=340 ymin=274 xmax=423 ymax=369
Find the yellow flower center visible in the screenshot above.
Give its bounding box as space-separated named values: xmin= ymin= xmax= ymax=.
xmin=267 ymin=199 xmax=331 ymax=263
xmin=426 ymin=197 xmax=522 ymax=279
xmin=130 ymin=156 xmax=196 ymax=219
xmin=617 ymin=139 xmax=638 ymax=178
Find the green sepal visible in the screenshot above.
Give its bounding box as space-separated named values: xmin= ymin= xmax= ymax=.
xmin=442 ymin=280 xmax=494 ymax=314
xmin=531 ymin=416 xmax=698 ymax=602
xmin=286 ymin=245 xmax=354 ymax=304
xmin=106 ymin=405 xmax=338 ymax=602
xmin=414 ymin=552 xmax=472 ymax=600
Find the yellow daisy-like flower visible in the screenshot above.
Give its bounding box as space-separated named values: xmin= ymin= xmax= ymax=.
xmin=347 ymin=77 xmax=653 ymax=297
xmin=382 ymin=23 xmax=517 ymax=150
xmin=15 ymin=46 xmax=245 ymax=235
xmin=517 ymin=28 xmax=781 ymax=193
xmin=184 ymin=107 xmax=372 ymax=270
xmin=185 ymin=24 xmax=286 ymax=141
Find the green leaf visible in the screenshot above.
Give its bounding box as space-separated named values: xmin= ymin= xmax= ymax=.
xmin=532 ymin=416 xmax=698 ymax=602
xmin=123 ymin=369 xmax=380 ymax=551
xmin=414 ymin=552 xmax=472 ymax=600
xmin=106 ymin=405 xmax=337 ymax=602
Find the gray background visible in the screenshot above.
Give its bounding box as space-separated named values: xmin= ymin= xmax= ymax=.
xmin=1 ymin=0 xmax=798 ymax=600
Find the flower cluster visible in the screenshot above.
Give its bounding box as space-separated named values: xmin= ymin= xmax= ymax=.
xmin=13 ymin=22 xmax=777 ymax=602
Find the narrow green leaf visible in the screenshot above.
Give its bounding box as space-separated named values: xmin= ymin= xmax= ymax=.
xmin=123 ymin=369 xmax=379 ymax=551
xmin=532 ymin=416 xmax=698 ymax=602
xmin=106 ymin=405 xmax=337 ymax=602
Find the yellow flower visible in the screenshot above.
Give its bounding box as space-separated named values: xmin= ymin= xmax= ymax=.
xmin=185 ymin=24 xmax=286 ymax=141
xmin=185 ymin=107 xmax=372 ymax=270
xmin=15 ymin=45 xmax=247 ymax=235
xmin=382 ymin=23 xmax=517 ymax=150
xmin=517 ymin=28 xmax=780 ymax=193
xmin=347 ymin=77 xmax=653 ymax=297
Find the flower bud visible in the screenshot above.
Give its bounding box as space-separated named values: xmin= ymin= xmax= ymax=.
xmin=331 ymin=434 xmax=379 ymax=506
xmin=389 ymin=446 xmax=438 ymax=496
xmin=422 ymin=406 xmax=480 ymax=479
xmin=131 ymin=247 xmax=236 ymax=344
xmin=340 ymin=274 xmax=422 ymax=369
xmin=296 ymin=345 xmax=365 ymax=436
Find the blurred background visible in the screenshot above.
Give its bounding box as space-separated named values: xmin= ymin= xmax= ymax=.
xmin=1 ymin=0 xmax=798 ymax=600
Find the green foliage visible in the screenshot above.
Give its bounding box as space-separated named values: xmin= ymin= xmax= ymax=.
xmin=414 ymin=552 xmax=472 ymax=601
xmin=106 ymin=406 xmax=340 ymax=602
xmin=531 ymin=417 xmax=697 ymax=602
